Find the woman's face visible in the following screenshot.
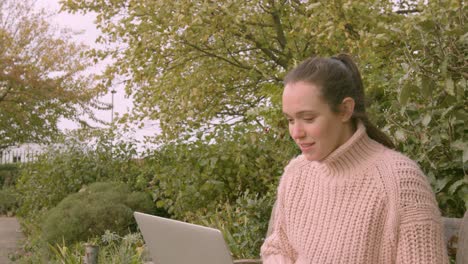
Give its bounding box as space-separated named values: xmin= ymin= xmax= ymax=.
xmin=282 ymin=81 xmax=352 ymax=161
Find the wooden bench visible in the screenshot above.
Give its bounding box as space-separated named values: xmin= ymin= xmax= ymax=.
xmin=235 ymin=211 xmax=468 ymax=264
xmin=444 ymin=212 xmax=468 ymax=264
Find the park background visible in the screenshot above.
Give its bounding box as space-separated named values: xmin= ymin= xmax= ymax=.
xmin=0 ymin=0 xmax=466 ymax=262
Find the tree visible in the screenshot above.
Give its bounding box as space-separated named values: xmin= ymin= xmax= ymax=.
xmin=62 ymin=0 xmax=406 ymax=140
xmin=0 ymin=0 xmax=106 ymax=149
xmin=380 ymin=0 xmax=467 ymax=216
xmin=62 ymin=0 xmax=466 ymax=216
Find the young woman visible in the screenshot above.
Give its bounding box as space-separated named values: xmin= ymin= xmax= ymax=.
xmin=261 ymin=54 xmax=448 ymax=264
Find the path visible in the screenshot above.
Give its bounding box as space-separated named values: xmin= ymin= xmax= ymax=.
xmin=0 ymin=217 xmax=23 ymax=263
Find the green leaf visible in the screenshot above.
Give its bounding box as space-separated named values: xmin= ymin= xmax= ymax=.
xmin=448 ymin=179 xmax=467 ymax=195
xmin=210 ymin=157 xmax=218 ymax=168
xmin=307 ymin=2 xmax=321 ymax=10
xmin=450 ymin=140 xmax=466 ymax=151
xmin=401 ymin=63 xmax=409 ymax=72
xmin=156 ymin=200 xmax=165 ymax=208
xmin=395 ymin=130 xmax=406 ymax=141
xmin=440 ymin=57 xmax=448 ymax=77
xmin=445 ymin=77 xmax=455 ymax=95
xmin=399 ymin=83 xmax=413 ymax=106
xmin=419 ymin=20 xmax=436 ymax=31
xmin=420 ymin=76 xmax=434 ymax=98
xmin=435 ymin=177 xmax=451 ymax=192
xmin=422 ymin=114 xmax=431 ymax=127
xmin=463 ymin=147 xmax=468 ymax=164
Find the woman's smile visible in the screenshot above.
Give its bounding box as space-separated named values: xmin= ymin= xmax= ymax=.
xmin=298 ymin=142 xmax=315 ymax=152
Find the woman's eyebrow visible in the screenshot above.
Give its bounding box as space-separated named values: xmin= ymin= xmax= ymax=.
xmin=297 ymin=111 xmax=317 ymax=116
xmin=283 ymin=111 xmax=317 ymax=117
xmin=294 ymin=110 xmax=317 ymax=117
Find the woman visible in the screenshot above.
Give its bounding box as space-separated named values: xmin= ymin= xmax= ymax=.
xmin=261 ymin=54 xmax=448 ymax=263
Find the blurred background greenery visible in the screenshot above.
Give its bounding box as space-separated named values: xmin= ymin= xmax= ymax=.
xmin=0 ymin=0 xmax=465 ymax=262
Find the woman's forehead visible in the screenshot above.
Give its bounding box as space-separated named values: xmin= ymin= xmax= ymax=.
xmin=282 ymin=81 xmax=328 ymax=113
xmin=284 ymin=81 xmax=319 ymax=98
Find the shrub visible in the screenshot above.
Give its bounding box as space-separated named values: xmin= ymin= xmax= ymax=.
xmin=0 ymin=187 xmax=18 ymax=215
xmin=378 ymin=0 xmax=467 ymax=217
xmin=147 ymin=124 xmax=297 ymax=219
xmin=99 ymin=231 xmax=149 ymax=264
xmin=42 ymin=182 xmax=155 ymax=246
xmin=185 ymin=190 xmax=276 ymax=259
xmin=46 ymin=231 xmax=148 ymax=264
xmin=15 ymin=131 xmax=146 ymax=222
xmin=0 ymin=164 xmax=20 ymax=188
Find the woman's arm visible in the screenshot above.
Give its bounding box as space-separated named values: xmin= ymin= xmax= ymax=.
xmin=395 ymin=160 xmax=449 ymax=264
xmin=261 ymin=159 xmax=299 ymax=263
xmin=260 ymin=202 xmax=296 ymax=264
xmin=262 ymin=254 xmax=295 ymax=264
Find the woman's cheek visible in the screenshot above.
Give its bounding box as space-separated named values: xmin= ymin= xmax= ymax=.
xmin=307 ymin=122 xmax=323 ymax=139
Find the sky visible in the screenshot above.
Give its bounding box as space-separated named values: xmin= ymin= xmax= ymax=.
xmin=34 ymin=0 xmax=157 ymax=144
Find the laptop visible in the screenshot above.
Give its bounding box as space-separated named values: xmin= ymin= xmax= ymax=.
xmin=134 ymin=211 xmax=234 ymax=264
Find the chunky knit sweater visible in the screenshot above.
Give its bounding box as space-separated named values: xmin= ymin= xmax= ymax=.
xmin=261 ymin=122 xmax=448 ymax=264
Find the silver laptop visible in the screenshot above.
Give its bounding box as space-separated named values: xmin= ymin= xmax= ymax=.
xmin=134 ymin=212 xmax=234 ymax=264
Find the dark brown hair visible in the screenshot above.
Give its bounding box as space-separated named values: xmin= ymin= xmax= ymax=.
xmin=284 ymin=54 xmax=394 ymax=149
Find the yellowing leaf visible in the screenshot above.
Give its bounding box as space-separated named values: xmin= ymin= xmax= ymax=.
xmin=445 ymin=77 xmax=455 ymax=95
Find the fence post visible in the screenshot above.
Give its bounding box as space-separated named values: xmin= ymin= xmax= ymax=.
xmin=457 ymin=212 xmax=468 ymax=264
xmin=83 ymin=244 xmax=99 ymax=264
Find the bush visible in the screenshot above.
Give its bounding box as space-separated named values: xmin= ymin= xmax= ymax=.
xmin=0 ymin=187 xmax=18 ymax=215
xmin=377 ymin=0 xmax=467 ymax=217
xmin=46 ymin=231 xmax=148 ymax=264
xmin=98 ymin=231 xmax=149 ymax=264
xmin=0 ymin=164 xmax=20 ymax=216
xmin=0 ymin=164 xmax=20 ymax=188
xmin=185 ymin=190 xmax=276 ymax=259
xmin=15 ymin=131 xmax=148 ymax=222
xmin=147 ymin=124 xmax=297 ymax=220
xmin=42 ymin=181 xmax=155 ymax=246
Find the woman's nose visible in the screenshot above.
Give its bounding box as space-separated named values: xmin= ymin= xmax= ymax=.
xmin=291 ymin=123 xmax=305 ymax=139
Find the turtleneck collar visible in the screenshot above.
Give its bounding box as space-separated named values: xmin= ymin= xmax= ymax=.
xmin=310 ymin=121 xmax=384 ymax=178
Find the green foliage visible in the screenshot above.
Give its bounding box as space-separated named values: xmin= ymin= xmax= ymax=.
xmin=140 ymin=125 xmax=295 ymax=259
xmin=15 ymin=129 xmax=146 ymax=222
xmin=0 ymin=186 xmax=18 ymax=215
xmin=0 ymin=0 xmax=106 ymax=147
xmin=47 ymin=242 xmax=83 ymax=264
xmin=42 ymin=181 xmax=154 ymax=246
xmin=16 ymin=231 xmax=148 ymax=264
xmin=380 ymin=0 xmax=467 ymax=217
xmin=0 ymin=163 xmax=20 ymax=187
xmin=13 ymin=129 xmax=167 ymax=262
xmin=0 ymin=164 xmax=20 ymax=215
xmin=98 ymin=231 xmax=148 ymax=264
xmin=61 ymin=0 xmax=467 ymax=218
xmin=62 ymin=0 xmax=401 ymax=141
xmin=147 ymin=124 xmax=297 ymax=219
xmin=187 ymin=190 xmax=276 ymax=259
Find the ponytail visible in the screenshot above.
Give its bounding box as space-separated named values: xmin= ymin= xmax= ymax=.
xmin=355 ymin=114 xmax=395 ymax=149
xmin=333 ymin=54 xmax=395 ymax=149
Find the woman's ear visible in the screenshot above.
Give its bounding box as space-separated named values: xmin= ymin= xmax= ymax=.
xmin=340 ymin=97 xmax=355 ymax=122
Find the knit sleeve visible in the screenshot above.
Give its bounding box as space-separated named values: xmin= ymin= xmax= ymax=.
xmin=395 ymin=159 xmax=448 ymax=264
xmin=260 ymin=158 xmax=299 ymax=263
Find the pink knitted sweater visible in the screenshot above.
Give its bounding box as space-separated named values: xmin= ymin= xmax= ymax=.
xmin=261 ymin=122 xmax=448 ymax=264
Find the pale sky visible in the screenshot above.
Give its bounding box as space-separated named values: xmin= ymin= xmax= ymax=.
xmin=34 ymin=0 xmax=157 ymax=144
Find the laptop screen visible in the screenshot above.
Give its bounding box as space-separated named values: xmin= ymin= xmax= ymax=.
xmin=134 ymin=212 xmax=234 ymax=264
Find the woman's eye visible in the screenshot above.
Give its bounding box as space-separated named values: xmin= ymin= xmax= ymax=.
xmin=287 ymin=119 xmax=294 ymax=124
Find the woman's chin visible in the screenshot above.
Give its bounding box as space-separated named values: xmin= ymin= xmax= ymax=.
xmin=303 ymin=152 xmax=320 ymax=161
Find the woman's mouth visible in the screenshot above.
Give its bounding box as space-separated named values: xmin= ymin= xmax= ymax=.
xmin=299 ymin=142 xmax=315 ymax=152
